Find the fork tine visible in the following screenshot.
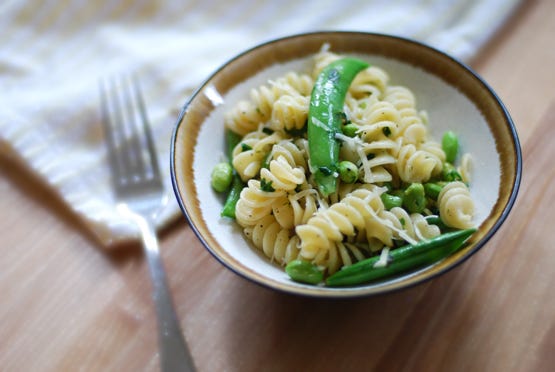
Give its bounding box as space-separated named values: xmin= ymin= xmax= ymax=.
xmin=130 ymin=76 xmax=162 ymax=181
xmin=99 ymin=78 xmax=124 ymax=184
xmin=115 ymin=76 xmax=147 ymax=181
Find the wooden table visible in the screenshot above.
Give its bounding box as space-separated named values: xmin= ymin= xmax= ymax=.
xmin=1 ymin=1 xmax=554 ymax=371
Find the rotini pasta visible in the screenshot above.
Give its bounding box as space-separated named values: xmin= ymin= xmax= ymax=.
xmin=270 ymin=94 xmax=309 ymax=132
xmin=394 ymin=143 xmax=442 ymax=183
xmin=217 ymin=47 xmax=476 ymax=279
xmin=244 ymin=214 xmax=301 ymax=265
xmin=235 ymin=179 xmax=286 ymax=227
xmin=381 ymin=207 xmax=441 ymax=244
xmin=349 ymin=65 xmax=390 ymax=99
xmin=232 ymin=129 xmax=283 ymax=181
xmin=458 ymin=153 xmax=473 ymax=183
xmin=259 ymin=155 xmax=306 ymax=192
xmin=437 ymin=181 xmax=475 ymax=229
xmin=384 ymin=85 xmax=428 ymax=144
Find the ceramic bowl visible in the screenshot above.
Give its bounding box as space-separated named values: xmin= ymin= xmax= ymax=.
xmin=170 ymin=31 xmax=521 ymax=298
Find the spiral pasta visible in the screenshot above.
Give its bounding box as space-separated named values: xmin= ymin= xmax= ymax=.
xmin=384 ymin=85 xmax=428 ymax=144
xmin=381 ymin=207 xmax=441 ymax=244
xmin=271 ymin=187 xmax=320 ymax=230
xmin=224 ymin=86 xmax=277 ymax=136
xmin=235 ymin=179 xmax=286 ymax=227
xmin=232 ymin=130 xmax=283 ymax=181
xmin=273 ymin=72 xmax=314 ymax=97
xmin=268 ymin=140 xmax=308 ymax=170
xmin=270 ymin=93 xmax=309 ymax=132
xmin=259 ymin=155 xmax=306 ymax=192
xmin=394 ymin=143 xmax=442 ymax=183
xmin=458 ymin=153 xmax=473 ymax=183
xmin=438 ymin=181 xmax=475 ymax=229
xmin=349 ymin=65 xmax=390 ymax=99
xmin=243 ymin=214 xmax=301 ymax=265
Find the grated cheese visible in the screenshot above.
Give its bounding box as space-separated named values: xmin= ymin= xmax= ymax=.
xmin=373 ymin=247 xmax=391 ymax=268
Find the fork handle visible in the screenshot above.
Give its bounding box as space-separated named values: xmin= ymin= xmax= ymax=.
xmin=138 ymin=217 xmax=196 ymax=372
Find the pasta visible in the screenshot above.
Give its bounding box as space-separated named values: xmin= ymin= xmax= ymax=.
xmin=270 ymin=94 xmax=310 ymax=132
xmin=437 ymin=181 xmax=475 ymax=229
xmin=235 ymin=179 xmax=286 ymax=227
xmin=232 ymin=129 xmax=283 ymax=181
xmin=218 ymin=46 xmax=477 ymax=277
xmin=259 ymin=155 xmax=305 ymax=192
xmin=394 ymin=143 xmax=443 ymax=183
xmin=384 ymin=85 xmax=428 ymax=144
xmin=244 ymin=214 xmax=301 ymax=265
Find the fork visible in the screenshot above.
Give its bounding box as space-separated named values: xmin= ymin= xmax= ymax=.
xmin=100 ymin=76 xmax=196 ymax=372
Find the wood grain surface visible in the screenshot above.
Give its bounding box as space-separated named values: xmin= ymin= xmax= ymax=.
xmin=1 ymin=1 xmax=555 ymax=371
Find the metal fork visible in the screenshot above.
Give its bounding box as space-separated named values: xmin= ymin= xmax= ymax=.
xmin=100 ymin=76 xmax=196 ymax=372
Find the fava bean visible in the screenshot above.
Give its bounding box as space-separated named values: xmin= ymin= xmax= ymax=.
xmin=442 ymin=131 xmax=459 ymax=163
xmin=286 ymin=259 xmax=324 ymax=284
xmin=211 ymin=162 xmax=232 ymax=192
xmin=380 ymin=193 xmax=403 ymax=210
xmin=403 ymin=183 xmax=426 ymax=213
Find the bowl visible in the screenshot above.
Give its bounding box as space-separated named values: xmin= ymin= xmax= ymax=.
xmin=170 ymin=31 xmax=521 ymax=298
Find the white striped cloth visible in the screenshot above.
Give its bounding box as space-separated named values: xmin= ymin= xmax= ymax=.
xmin=0 ymin=0 xmax=520 ymax=247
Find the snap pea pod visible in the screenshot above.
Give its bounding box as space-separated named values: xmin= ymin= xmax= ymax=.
xmin=308 ymin=58 xmax=369 ymax=196
xmin=325 ymin=228 xmax=476 ymax=286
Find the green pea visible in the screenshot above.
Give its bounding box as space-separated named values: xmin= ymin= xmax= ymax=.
xmin=338 ymin=161 xmax=359 ymax=183
xmin=381 ymin=193 xmax=403 ymax=210
xmin=403 ymin=183 xmax=426 ymax=213
xmin=211 ymin=162 xmax=233 ymax=193
xmin=285 ymin=259 xmax=324 ymax=284
xmin=442 ymin=131 xmax=459 ymax=163
xmin=341 ymin=123 xmax=359 ymax=138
